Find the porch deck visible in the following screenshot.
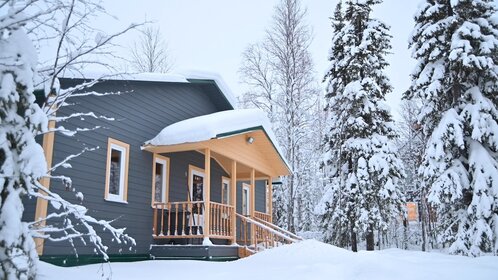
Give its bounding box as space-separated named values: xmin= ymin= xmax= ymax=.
xmin=150 ymin=244 xmax=239 ymax=261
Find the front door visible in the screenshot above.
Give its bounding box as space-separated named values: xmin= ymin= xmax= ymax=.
xmin=189 ymin=167 xmax=205 ymax=232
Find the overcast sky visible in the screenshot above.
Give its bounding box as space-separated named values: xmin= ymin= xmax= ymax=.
xmin=100 ymin=0 xmax=421 ymax=120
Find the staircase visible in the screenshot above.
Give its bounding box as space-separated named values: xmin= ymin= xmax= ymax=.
xmin=236 ymin=213 xmax=303 ymax=258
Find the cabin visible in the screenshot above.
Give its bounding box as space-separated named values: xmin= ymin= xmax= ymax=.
xmin=23 ymin=72 xmax=301 ymax=266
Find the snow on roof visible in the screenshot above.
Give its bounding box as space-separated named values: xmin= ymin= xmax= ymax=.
xmin=60 ymin=69 xmax=237 ymax=108
xmin=144 ymin=108 xmax=290 ymax=171
xmin=177 ymin=69 xmax=237 ymax=109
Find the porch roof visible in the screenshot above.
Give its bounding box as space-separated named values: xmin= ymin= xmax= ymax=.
xmin=142 ymin=109 xmax=291 ymax=177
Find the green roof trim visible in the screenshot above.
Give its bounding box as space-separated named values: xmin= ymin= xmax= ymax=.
xmin=187 ymin=78 xmax=235 ymax=110
xmin=216 ymin=126 xmax=292 ymax=175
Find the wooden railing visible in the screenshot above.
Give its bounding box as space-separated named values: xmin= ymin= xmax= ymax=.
xmin=153 ymin=201 xmax=205 ymax=238
xmin=153 ymin=201 xmax=234 ymax=240
xmin=254 ymin=211 xmax=271 ymax=223
xmin=236 ymin=213 xmax=300 ymax=252
xmin=209 ymin=202 xmax=234 ymax=238
xmin=253 ymin=216 xmax=304 ymax=242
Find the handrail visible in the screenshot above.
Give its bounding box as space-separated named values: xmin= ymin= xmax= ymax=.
xmin=252 ymin=216 xmax=303 ymax=241
xmin=235 ymin=213 xmax=299 ymax=250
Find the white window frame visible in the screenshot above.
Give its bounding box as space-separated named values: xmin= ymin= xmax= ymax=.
xmin=152 ymin=155 xmax=170 ymax=206
xmin=221 ymin=177 xmax=230 ymax=205
xmin=242 ymin=183 xmax=250 ymax=216
xmin=105 ymin=138 xmax=129 ymax=204
xmin=189 ymin=166 xmax=205 ymax=202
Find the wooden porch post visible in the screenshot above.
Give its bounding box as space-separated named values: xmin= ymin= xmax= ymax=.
xmin=204 ymin=148 xmax=211 ymax=240
xmin=267 ymin=176 xmax=273 ymax=224
xmin=230 ymin=160 xmax=237 ymax=244
xmin=34 ymin=118 xmax=56 ymax=255
xmin=250 ymin=168 xmax=256 ymax=246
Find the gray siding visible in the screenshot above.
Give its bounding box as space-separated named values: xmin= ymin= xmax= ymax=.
xmin=165 ymin=151 xmax=227 ymax=203
xmin=40 ymin=79 xmax=231 ymax=257
xmin=235 ymin=180 xmax=268 ymax=243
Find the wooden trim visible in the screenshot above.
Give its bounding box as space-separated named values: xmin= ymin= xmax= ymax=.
xmin=188 ymin=164 xmax=205 ymax=201
xmin=268 ymin=176 xmax=273 ymax=223
xmin=230 ymin=160 xmax=237 ymax=244
xmin=104 ymin=137 xmax=130 ymax=203
xmin=221 ymin=176 xmax=230 ymax=205
xmin=143 ymin=131 xmax=291 ymax=177
xmin=204 ymin=148 xmax=211 ymax=238
xmin=250 ymin=169 xmax=256 ymax=246
xmin=151 ymin=154 xmax=170 ymax=207
xmin=242 ymin=183 xmax=251 ymax=216
xmin=34 ymin=119 xmax=56 ymax=256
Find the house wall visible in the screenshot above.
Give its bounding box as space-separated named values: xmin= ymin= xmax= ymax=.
xmin=235 ymin=180 xmax=267 ymax=243
xmin=24 ymin=79 xmax=241 ymax=258
xmin=165 ymin=151 xmax=227 ymax=204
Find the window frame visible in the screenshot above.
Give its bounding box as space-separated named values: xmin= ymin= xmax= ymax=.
xmin=221 ymin=176 xmax=230 ymax=205
xmin=242 ymin=183 xmax=250 ymax=216
xmin=151 ymin=154 xmax=170 ymax=207
xmin=104 ymin=138 xmax=130 ymax=204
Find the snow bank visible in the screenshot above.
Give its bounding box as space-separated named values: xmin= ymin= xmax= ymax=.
xmin=38 ymin=240 xmax=498 ymax=280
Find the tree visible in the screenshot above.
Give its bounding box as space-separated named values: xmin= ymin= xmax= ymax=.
xmin=239 ymin=0 xmax=320 ymax=233
xmin=130 ymin=26 xmax=173 ymax=73
xmin=405 ymin=0 xmax=498 ymax=256
xmin=319 ymin=0 xmax=405 ymax=251
xmin=1 ymin=1 xmax=138 ymax=278
xmin=0 ymin=5 xmax=48 ymax=278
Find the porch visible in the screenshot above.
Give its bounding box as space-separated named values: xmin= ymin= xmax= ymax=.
xmin=142 ymin=109 xmax=300 ymax=257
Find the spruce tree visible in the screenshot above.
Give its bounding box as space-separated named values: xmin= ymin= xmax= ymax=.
xmin=406 ymin=0 xmax=498 ymax=256
xmin=319 ymin=0 xmax=404 ymax=251
xmin=0 ymin=10 xmax=48 ymax=279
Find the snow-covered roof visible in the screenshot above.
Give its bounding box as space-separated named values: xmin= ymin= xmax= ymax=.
xmin=144 ymin=108 xmax=291 ymax=173
xmin=60 ymin=69 xmax=237 ymax=108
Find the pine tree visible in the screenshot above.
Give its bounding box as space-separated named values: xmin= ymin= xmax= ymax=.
xmin=319 ymin=0 xmax=405 ymax=251
xmin=0 ymin=8 xmax=48 ymax=279
xmin=406 ymin=0 xmax=498 ymax=256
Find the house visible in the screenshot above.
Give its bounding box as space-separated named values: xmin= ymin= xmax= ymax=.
xmin=23 ymin=71 xmax=300 ymax=266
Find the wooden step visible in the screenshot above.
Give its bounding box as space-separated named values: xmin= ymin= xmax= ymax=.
xmin=238 ymin=246 xmax=255 ymax=258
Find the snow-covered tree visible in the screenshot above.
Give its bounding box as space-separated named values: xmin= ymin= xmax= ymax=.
xmin=0 ymin=4 xmax=48 ymax=278
xmin=0 ymin=1 xmax=139 ymax=278
xmin=318 ymin=0 xmax=405 ymax=251
xmin=406 ymin=0 xmax=498 ymax=256
xmin=239 ymin=0 xmax=321 ymax=233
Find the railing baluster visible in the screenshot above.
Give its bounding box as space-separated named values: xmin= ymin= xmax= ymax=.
xmin=174 ymin=203 xmax=179 ymax=235
xmin=160 ymin=204 xmax=164 ymax=236
xmin=153 ymin=205 xmax=157 ymax=236
xmin=182 ymin=203 xmax=186 ymax=236
xmin=167 ymin=202 xmax=171 ymax=236
xmin=197 ymin=202 xmax=201 ymax=235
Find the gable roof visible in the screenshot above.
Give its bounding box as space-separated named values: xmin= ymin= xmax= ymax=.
xmin=57 ymin=70 xmax=237 ymax=109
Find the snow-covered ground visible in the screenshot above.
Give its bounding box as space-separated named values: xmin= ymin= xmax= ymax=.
xmin=38 ymin=240 xmax=498 ymax=280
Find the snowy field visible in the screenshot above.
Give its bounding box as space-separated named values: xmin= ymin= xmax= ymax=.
xmin=38 ymin=240 xmax=498 ymax=280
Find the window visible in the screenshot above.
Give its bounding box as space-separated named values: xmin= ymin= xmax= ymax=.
xmin=242 ymin=183 xmax=250 ymax=216
xmin=152 ymin=154 xmax=170 ymax=206
xmin=221 ymin=177 xmax=230 ymax=205
xmin=105 ymin=138 xmax=130 ymax=203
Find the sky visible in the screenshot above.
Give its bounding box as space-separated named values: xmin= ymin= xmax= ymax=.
xmin=99 ymin=0 xmax=422 ymax=120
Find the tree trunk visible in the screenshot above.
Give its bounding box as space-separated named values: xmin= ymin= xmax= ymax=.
xmin=366 ymin=224 xmax=375 ymax=251
xmin=421 ymin=192 xmax=427 ymax=252
xmin=351 ymin=225 xmax=358 ymax=252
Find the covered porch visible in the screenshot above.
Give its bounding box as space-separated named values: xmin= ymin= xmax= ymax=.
xmin=142 ymin=109 xmax=292 ymax=250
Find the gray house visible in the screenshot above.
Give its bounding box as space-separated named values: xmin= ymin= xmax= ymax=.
xmin=25 ymin=72 xmax=298 ymax=265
